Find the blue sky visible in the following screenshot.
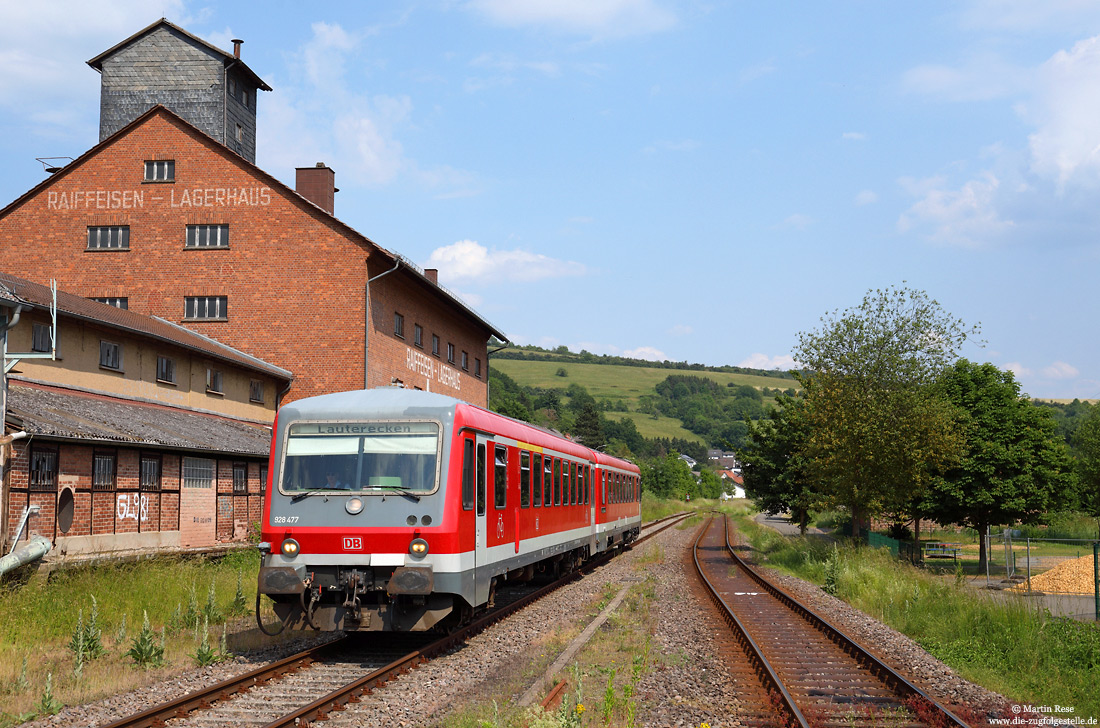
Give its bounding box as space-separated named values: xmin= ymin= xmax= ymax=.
xmin=3 ymin=1 xmax=1100 ymax=399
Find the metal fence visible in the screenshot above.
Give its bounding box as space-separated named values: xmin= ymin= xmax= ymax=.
xmin=984 ymin=531 xmax=1100 ymax=620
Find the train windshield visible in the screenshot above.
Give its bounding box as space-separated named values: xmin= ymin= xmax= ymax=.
xmin=281 ymin=421 xmax=440 ymax=494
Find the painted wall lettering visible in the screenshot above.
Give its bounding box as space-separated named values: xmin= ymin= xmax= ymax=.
xmin=46 ymin=186 xmax=273 ymax=212
xmin=406 ymin=346 xmax=461 ymax=392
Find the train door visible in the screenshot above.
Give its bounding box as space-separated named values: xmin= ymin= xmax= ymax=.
xmin=474 ymin=435 xmax=491 ymax=605
xmin=588 ymin=462 xmax=597 ymax=555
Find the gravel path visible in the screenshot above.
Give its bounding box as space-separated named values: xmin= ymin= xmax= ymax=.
xmin=19 ymin=518 xmax=1020 ymax=727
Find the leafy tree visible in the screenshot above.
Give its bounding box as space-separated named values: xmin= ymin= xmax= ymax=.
xmin=640 ymin=454 xmax=695 ymax=498
xmin=740 ymin=395 xmax=820 ymax=534
xmin=573 ymin=402 xmax=605 ymax=450
xmin=1069 ymin=404 xmax=1100 ymax=538
xmin=923 ymin=361 xmax=1077 ymax=569
xmin=794 ymin=286 xmax=978 ymax=537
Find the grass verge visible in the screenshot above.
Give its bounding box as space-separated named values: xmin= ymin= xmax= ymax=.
xmin=736 ymin=517 xmax=1100 ymax=721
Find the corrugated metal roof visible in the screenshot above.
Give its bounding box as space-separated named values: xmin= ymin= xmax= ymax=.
xmin=0 ymin=271 xmax=292 ymax=382
xmin=6 ymin=382 xmax=271 ymax=456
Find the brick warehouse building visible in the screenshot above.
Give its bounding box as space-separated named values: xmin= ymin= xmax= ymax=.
xmin=0 ymin=19 xmax=506 ymax=408
xmin=1 ymin=273 xmax=292 ymax=559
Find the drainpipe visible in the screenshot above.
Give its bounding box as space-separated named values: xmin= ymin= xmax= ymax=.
xmin=363 ymin=258 xmax=401 ymax=389
xmin=0 ymin=535 xmax=51 ymax=576
xmin=2 ymin=303 xmax=25 ymax=552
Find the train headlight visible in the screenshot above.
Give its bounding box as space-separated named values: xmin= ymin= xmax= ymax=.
xmin=280 ymin=538 xmax=300 ymax=558
xmin=409 ymin=538 xmax=429 ymax=557
xmin=345 ymin=497 xmax=364 ymax=515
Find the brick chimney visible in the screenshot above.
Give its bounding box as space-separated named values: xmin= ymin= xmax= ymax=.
xmin=295 ymin=163 xmax=337 ymax=214
xmin=232 ymin=39 xmax=243 ymax=58
xmin=425 ymin=269 xmax=439 ymax=285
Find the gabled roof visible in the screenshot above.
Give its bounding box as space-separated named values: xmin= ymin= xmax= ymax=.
xmin=0 ymin=104 xmax=507 ymax=342
xmin=87 ymin=18 xmax=271 ymax=92
xmin=0 ymin=271 xmax=292 ymax=382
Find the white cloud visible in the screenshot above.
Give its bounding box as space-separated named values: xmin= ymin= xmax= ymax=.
xmin=854 ymin=190 xmax=878 ymax=206
xmin=739 ymin=353 xmax=798 ymax=371
xmin=775 ymin=213 xmax=813 ymax=231
xmin=900 ymin=53 xmax=1027 ymax=102
xmin=1023 ymin=35 xmax=1100 ymax=187
xmin=959 ymin=1 xmax=1100 ymax=33
xmin=426 ymin=239 xmax=586 ymax=284
xmin=622 ymin=345 xmax=666 ymax=361
xmin=1003 ymin=361 xmax=1031 ymax=378
xmin=897 ymin=172 xmax=1014 ymax=246
xmin=466 ymin=0 xmax=676 ymax=39
xmin=0 ymin=1 xmax=185 ymax=134
xmin=1043 ymin=361 xmax=1079 ymax=379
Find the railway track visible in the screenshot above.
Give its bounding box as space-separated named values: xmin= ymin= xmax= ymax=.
xmin=693 ymin=514 xmax=971 ymax=728
xmin=102 ymin=512 xmax=690 ymax=728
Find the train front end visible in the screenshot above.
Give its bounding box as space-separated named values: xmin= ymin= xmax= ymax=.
xmin=257 ymin=388 xmax=466 ymax=632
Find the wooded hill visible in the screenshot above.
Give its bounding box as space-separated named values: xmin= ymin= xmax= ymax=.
xmin=488 ymin=346 xmax=798 ymax=459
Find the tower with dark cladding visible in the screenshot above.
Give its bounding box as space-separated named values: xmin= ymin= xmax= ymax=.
xmin=87 ymin=18 xmax=271 ymax=163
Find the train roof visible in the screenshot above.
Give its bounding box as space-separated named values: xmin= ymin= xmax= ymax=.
xmin=276 ymin=387 xmax=638 ymax=472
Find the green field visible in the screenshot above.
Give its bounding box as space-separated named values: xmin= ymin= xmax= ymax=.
xmin=490 ymin=358 xmax=796 ymax=413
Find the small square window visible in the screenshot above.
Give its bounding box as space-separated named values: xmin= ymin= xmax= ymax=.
xmin=185 ymin=296 xmax=228 ymax=320
xmin=87 ymin=226 xmax=129 ymax=250
xmin=90 ymin=297 xmax=128 ymax=309
xmin=140 ymin=455 xmax=162 ymax=491
xmin=99 ymin=340 xmax=122 ymax=370
xmin=144 ymin=160 xmax=175 ymax=182
xmin=206 ymin=368 xmax=223 ymax=394
xmin=414 ymin=324 xmax=423 ymax=348
xmin=394 ymin=312 xmax=405 ymax=338
xmin=31 ymin=323 xmax=51 ymax=353
xmin=186 ymin=225 xmax=229 ymax=248
xmin=233 ymin=463 xmax=248 ymax=494
xmin=250 ymin=380 xmax=264 ymax=403
xmin=432 ymin=335 xmax=440 ymax=357
xmin=92 ymin=451 xmax=116 ymax=490
xmin=157 ymin=356 xmax=176 ymax=384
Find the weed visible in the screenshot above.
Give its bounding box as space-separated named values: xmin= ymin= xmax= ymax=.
xmin=115 ymin=612 xmax=127 ymax=644
xmin=127 ymin=611 xmax=165 ymax=668
xmin=228 ymin=570 xmax=248 ymax=616
xmin=203 ymin=580 xmax=221 ymax=623
xmin=823 ymin=546 xmax=841 ymax=596
xmin=193 ymin=616 xmax=222 ymax=667
xmin=182 ymin=582 xmax=201 ymax=630
xmin=37 ymin=672 xmax=62 ymax=716
xmin=14 ymin=655 xmax=29 ymax=693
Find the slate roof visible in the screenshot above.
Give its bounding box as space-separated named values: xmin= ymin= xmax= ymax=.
xmin=6 ymin=382 xmax=271 ymax=456
xmin=87 ymin=18 xmax=272 ymax=92
xmin=0 ymin=271 xmax=293 ymax=383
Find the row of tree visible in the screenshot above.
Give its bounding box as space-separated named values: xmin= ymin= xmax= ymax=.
xmin=740 ymin=286 xmax=1096 ymax=569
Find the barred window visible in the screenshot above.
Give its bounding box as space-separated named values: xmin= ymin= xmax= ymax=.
xmin=90 ymin=297 xmax=128 ymax=309
xmin=182 ymin=457 xmax=214 ymax=488
xmin=29 ymin=446 xmax=58 ymax=491
xmin=99 ymin=340 xmax=122 ymax=370
xmin=186 ymin=224 xmax=229 ymax=249
xmin=157 ymin=356 xmax=176 ymax=384
xmin=140 ymin=455 xmax=161 ymax=491
xmin=260 ymin=465 xmax=268 ymax=495
xmin=249 ymin=380 xmax=264 ymax=403
xmin=87 ymin=226 xmax=129 ymax=250
xmin=92 ymin=451 xmax=116 ymax=490
xmin=185 ymin=296 xmax=227 ymax=320
xmin=31 ymin=323 xmax=51 ymax=353
xmin=144 ymin=160 xmax=174 ymax=181
xmin=206 ymin=368 xmax=223 ymax=394
xmin=233 ymin=463 xmax=248 ymax=494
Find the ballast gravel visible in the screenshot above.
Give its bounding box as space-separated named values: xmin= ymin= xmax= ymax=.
xmin=20 ymin=519 xmax=1024 ymax=728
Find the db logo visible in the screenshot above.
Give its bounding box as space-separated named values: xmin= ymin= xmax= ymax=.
xmin=342 ymin=537 xmax=363 ymax=551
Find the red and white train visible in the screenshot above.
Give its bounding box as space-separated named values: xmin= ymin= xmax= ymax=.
xmin=257 ymin=387 xmax=642 ymax=632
